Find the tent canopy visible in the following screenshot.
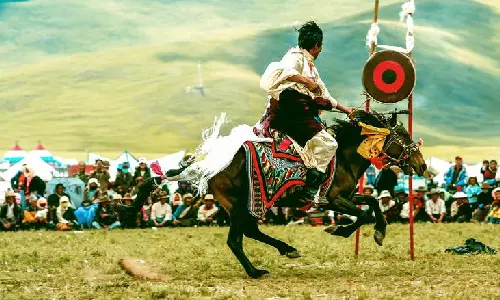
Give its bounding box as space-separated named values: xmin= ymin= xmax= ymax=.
xmin=2 ymin=152 xmax=56 ymax=181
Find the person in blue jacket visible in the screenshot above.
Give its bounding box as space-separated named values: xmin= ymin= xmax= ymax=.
xmin=444 ymin=156 xmax=468 ymax=191
xmin=465 ymin=176 xmax=481 ymax=209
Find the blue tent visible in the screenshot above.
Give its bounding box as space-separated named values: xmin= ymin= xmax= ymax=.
xmin=46 ymin=178 xmax=85 ymax=208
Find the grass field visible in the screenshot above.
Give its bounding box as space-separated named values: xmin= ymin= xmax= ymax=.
xmin=0 ymin=0 xmax=498 ymax=161
xmin=0 ymin=224 xmax=498 ymax=299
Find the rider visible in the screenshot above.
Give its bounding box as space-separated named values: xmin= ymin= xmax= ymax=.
xmin=256 ymin=21 xmax=354 ymax=202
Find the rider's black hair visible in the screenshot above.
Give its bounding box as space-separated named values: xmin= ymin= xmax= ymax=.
xmin=297 ymin=21 xmax=323 ymax=50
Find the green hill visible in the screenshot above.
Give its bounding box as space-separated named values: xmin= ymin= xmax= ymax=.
xmin=0 ymin=0 xmax=498 ymax=162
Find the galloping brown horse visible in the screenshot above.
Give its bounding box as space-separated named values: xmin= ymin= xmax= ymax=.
xmin=172 ymin=110 xmax=426 ymax=278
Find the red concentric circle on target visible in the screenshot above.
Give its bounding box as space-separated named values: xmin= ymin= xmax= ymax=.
xmin=372 ymin=60 xmax=405 ymax=93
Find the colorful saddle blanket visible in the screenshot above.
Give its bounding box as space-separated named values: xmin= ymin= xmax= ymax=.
xmin=242 ymin=129 xmax=336 ymax=219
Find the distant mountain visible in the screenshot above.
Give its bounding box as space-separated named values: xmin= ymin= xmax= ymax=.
xmin=0 ymin=0 xmax=498 ymax=161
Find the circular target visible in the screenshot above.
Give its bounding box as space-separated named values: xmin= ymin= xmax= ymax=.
xmin=362 ymin=50 xmax=416 ymax=103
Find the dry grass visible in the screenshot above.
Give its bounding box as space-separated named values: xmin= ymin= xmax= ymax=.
xmin=0 ymin=224 xmax=498 ymax=299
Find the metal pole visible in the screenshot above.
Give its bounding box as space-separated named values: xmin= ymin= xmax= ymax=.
xmin=356 ymin=0 xmax=379 ymax=257
xmin=408 ymin=51 xmax=415 ymax=260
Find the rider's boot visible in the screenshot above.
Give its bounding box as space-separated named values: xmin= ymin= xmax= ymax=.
xmin=303 ymin=168 xmax=328 ymax=205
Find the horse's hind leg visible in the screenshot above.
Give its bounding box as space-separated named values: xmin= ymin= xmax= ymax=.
xmin=227 ymin=206 xmax=269 ymax=279
xmin=243 ymin=218 xmax=301 ymax=259
xmin=353 ymin=195 xmax=387 ymax=246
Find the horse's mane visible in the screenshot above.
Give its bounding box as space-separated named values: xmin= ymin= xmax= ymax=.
xmin=329 ymin=110 xmax=387 ymax=143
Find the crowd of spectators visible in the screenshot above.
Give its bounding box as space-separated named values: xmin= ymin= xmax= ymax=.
xmin=1 ymin=159 xmax=230 ymax=231
xmin=1 ymin=156 xmax=499 ymax=231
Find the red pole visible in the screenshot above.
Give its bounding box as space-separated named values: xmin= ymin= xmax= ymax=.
xmin=355 ymin=0 xmax=379 ymax=257
xmin=408 ymin=93 xmax=415 ymax=260
xmin=355 ymin=176 xmax=364 ymax=256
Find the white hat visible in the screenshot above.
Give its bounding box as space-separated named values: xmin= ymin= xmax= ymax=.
xmin=139 ymin=157 xmax=147 ymax=164
xmin=88 ymin=178 xmax=100 ymax=187
xmin=204 ymin=194 xmax=215 ymax=200
xmin=453 ymin=191 xmax=467 ymax=199
xmin=492 ymin=187 xmax=500 ymax=198
xmin=378 ymin=190 xmax=391 ymax=199
xmin=60 ymin=196 xmax=70 ymax=204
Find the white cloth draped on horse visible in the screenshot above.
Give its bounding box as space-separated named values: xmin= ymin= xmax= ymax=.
xmin=177 ymin=113 xmax=271 ymax=195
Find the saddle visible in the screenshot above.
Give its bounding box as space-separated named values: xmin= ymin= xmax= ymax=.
xmin=242 ymin=128 xmax=336 ymax=219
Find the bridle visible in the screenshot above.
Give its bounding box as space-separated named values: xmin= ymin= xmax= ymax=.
xmin=380 ymin=122 xmax=420 ymax=172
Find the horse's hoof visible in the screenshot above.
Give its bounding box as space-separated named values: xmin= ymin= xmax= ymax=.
xmin=249 ymin=269 xmax=269 ymax=279
xmin=324 ymin=225 xmax=339 ymax=235
xmin=374 ymin=230 xmax=385 ymax=246
xmin=285 ymin=251 xmax=301 ymax=259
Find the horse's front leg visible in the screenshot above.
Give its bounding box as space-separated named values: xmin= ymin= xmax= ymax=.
xmin=323 ymin=196 xmax=369 ymax=239
xmin=352 ymin=195 xmax=387 ymax=246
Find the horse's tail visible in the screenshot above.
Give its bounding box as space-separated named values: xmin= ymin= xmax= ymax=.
xmin=166 ymin=113 xmax=229 ymax=191
xmin=193 ymin=112 xmax=228 ymax=159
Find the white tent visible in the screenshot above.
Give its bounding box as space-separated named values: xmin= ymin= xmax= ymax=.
xmin=53 ymin=156 xmax=79 ymax=166
xmin=87 ymin=152 xmax=113 ymax=165
xmin=109 ymin=151 xmax=139 ymax=180
xmin=2 ymin=142 xmax=26 ymax=163
xmin=148 ymin=151 xmax=186 ymax=174
xmin=2 ymin=152 xmax=56 ymax=182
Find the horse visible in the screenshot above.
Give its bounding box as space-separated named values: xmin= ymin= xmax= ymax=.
xmin=168 ymin=110 xmax=427 ymax=279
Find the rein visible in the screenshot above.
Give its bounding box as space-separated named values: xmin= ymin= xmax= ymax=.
xmin=380 ymin=122 xmax=420 ymax=172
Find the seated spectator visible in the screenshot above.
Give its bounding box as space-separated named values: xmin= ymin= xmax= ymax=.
xmin=20 ymin=166 xmax=46 ymax=200
xmin=378 ymin=190 xmax=398 ymax=223
xmin=48 ymin=184 xmax=71 ymax=222
xmin=414 ymin=187 xmax=429 ymax=222
xmin=0 ymin=190 xmax=21 ymax=231
xmin=150 ymin=191 xmax=172 ymax=227
xmin=425 ymin=188 xmax=446 ymax=223
xmin=85 ymin=178 xmax=102 ymax=203
xmin=172 ymin=193 xmax=198 ymax=227
xmin=444 ymin=156 xmax=467 ymax=191
xmin=117 ymin=193 xmax=141 ymax=229
xmin=114 ymin=162 xmax=133 ymax=193
xmin=475 ymin=182 xmax=494 ymax=222
xmin=487 ymin=187 xmax=500 ymax=224
xmin=112 ymin=193 xmax=123 ymax=207
xmin=35 ymin=198 xmax=49 ymax=225
xmin=197 ymin=194 xmax=218 ymax=226
xmin=450 ymin=192 xmax=472 ymax=223
xmin=171 ymin=192 xmax=183 ymax=214
xmin=465 ymin=177 xmax=481 ymax=209
xmin=90 ymin=160 xmax=111 ymax=193
xmin=23 ymin=196 xmax=43 ymax=229
xmin=74 ymin=200 xmax=98 ymax=229
xmin=175 ymin=180 xmax=192 ymax=196
xmin=394 ymin=188 xmax=408 ymax=205
xmin=133 ymin=158 xmax=151 ymax=185
xmin=56 ymin=196 xmax=78 ymax=231
xmin=400 ymin=194 xmax=416 ymax=224
xmin=73 ymin=161 xmax=89 ymax=185
xmin=482 ymin=160 xmax=497 ymax=186
xmin=140 ymin=197 xmax=153 ymax=228
xmin=93 ymin=196 xmax=121 ymax=229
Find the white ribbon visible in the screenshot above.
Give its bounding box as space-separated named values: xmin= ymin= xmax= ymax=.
xmin=365 ymin=22 xmax=380 ymax=48
xmin=366 ymin=0 xmax=415 ymax=54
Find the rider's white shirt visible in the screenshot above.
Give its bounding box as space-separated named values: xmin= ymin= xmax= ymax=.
xmin=259 ymin=46 xmax=338 ymax=108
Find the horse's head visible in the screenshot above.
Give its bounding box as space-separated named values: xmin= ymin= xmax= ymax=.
xmin=332 ymin=110 xmax=426 ymax=176
xmin=379 ymin=112 xmax=426 ymax=176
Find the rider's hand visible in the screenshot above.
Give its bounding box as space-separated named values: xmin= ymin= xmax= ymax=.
xmin=304 ymin=79 xmax=320 ymax=93
xmin=345 ymin=107 xmax=355 ymax=119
